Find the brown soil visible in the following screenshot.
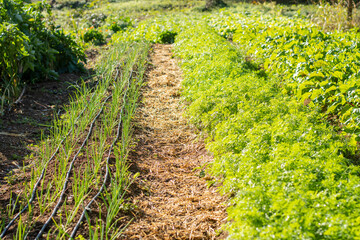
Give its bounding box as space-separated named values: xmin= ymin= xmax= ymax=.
xmin=0 ymin=73 xmax=86 ymax=236
xmin=0 ymin=47 xmax=99 ymax=186
xmin=0 ymin=80 xmax=116 ymax=239
xmin=0 ymin=73 xmax=82 ymax=185
xmin=120 ymin=44 xmax=227 ymax=240
xmin=0 ymin=47 xmax=104 ymax=238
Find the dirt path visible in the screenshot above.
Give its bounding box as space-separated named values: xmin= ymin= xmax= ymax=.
xmin=120 ymin=44 xmax=227 ymax=239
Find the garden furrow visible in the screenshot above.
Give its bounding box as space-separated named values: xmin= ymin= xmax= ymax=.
xmin=120 ymin=44 xmax=227 ymax=240
xmin=0 ymin=42 xmax=149 ymax=240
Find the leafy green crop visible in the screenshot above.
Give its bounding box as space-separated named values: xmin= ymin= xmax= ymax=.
xmin=174 ymin=23 xmax=360 ymax=239
xmin=0 ymin=0 xmax=85 ymax=112
xmin=208 ymin=10 xmax=360 ymax=138
xmin=0 ymin=22 xmax=29 ymax=111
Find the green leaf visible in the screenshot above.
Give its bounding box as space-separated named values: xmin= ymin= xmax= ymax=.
xmin=313 ymin=60 xmax=327 ymax=68
xmin=309 ymin=71 xmax=325 ymax=79
xmin=331 ymin=71 xmax=343 ymax=79
xmin=325 ymin=85 xmax=337 ymax=94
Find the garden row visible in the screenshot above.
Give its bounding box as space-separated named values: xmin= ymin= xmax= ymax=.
xmin=208 ymin=10 xmax=360 ymax=137
xmin=173 ymin=22 xmax=360 ymax=239
xmin=0 ymin=41 xmax=149 ymax=239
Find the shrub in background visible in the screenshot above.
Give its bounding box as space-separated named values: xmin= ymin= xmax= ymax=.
xmin=82 ymin=28 xmax=105 ymax=45
xmin=109 ymin=17 xmax=132 ymax=33
xmin=159 ymin=30 xmax=177 ymax=43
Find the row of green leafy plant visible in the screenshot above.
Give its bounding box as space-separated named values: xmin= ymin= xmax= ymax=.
xmin=111 ymin=13 xmax=200 ymax=44
xmin=0 ymin=0 xmax=86 ymax=113
xmin=0 ymin=41 xmax=149 ymax=239
xmin=207 ymin=10 xmax=360 ymax=138
xmin=174 ymin=23 xmax=360 ymax=239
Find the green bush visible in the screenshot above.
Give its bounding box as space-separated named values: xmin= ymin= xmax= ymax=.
xmin=109 ymin=17 xmax=132 ymax=33
xmin=0 ymin=0 xmax=85 ymax=112
xmin=82 ymin=28 xmax=105 ymax=45
xmin=111 ymin=14 xmax=196 ymax=44
xmin=159 ymin=30 xmax=177 ymax=43
xmin=110 ymin=22 xmax=123 ymax=33
xmin=174 ymin=24 xmax=360 ymax=239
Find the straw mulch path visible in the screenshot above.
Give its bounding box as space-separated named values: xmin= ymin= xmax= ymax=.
xmin=120 ymin=44 xmax=227 ymax=240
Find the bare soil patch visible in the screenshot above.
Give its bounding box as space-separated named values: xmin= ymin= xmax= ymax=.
xmin=120 ymin=44 xmax=227 ymax=240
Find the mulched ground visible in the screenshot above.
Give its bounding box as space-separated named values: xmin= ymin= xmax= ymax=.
xmin=119 ymin=44 xmax=227 ymax=240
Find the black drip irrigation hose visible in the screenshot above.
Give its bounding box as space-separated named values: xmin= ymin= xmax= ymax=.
xmin=0 ymin=72 xmax=119 ymax=239
xmin=0 ymin=75 xmax=107 ymax=239
xmin=69 ymin=70 xmax=133 ymax=240
xmin=34 ymin=94 xmax=113 ymax=240
xmin=33 ymin=67 xmax=122 ymax=239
